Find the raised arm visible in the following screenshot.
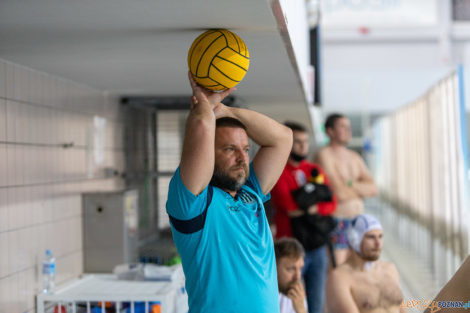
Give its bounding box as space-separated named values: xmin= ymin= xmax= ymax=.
xmin=179 ymin=73 xmax=235 ymax=195
xmin=215 ymin=105 xmax=293 ymax=194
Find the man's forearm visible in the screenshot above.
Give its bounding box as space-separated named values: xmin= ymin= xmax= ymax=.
xmin=336 ymin=188 xmax=361 ymax=202
xmin=217 ymin=105 xmax=291 ymax=194
xmin=179 ymin=101 xmax=216 ymax=195
xmin=351 ymin=181 xmax=378 ymax=198
xmin=225 ymin=106 xmax=290 ymax=147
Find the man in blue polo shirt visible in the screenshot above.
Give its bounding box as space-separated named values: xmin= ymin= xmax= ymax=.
xmin=166 ymin=73 xmax=293 ymax=313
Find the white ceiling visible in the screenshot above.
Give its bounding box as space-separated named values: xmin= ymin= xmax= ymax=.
xmin=0 ymin=0 xmax=311 ymax=123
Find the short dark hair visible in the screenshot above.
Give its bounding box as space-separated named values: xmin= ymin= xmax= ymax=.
xmin=274 ymin=237 xmax=305 ymax=261
xmin=324 ymin=113 xmax=345 ymax=130
xmin=216 ymin=117 xmax=247 ymax=131
xmin=284 ymin=121 xmax=307 ymax=132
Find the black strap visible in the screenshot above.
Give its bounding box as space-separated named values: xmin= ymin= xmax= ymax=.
xmin=169 ymin=185 xmax=213 ymax=234
xmin=327 ymin=239 xmax=337 ymax=268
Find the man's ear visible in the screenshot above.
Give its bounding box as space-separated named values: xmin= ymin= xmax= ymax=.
xmin=325 ymin=127 xmax=333 ymax=138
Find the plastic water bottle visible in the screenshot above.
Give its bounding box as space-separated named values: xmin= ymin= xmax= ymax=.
xmin=42 ymin=249 xmax=56 ymax=293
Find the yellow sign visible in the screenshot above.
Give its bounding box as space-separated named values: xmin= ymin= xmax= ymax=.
xmin=400 ymin=300 xmax=470 ymax=313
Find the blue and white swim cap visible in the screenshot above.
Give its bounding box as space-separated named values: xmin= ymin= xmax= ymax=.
xmin=347 ymin=214 xmax=382 ymax=254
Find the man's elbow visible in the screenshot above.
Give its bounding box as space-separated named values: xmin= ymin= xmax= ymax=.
xmin=368 ymin=184 xmax=379 ymax=197
xmin=187 ymin=114 xmax=214 ymax=134
xmin=356 ymin=181 xmax=378 ymax=198
xmin=282 ymin=126 xmax=293 ymax=149
xmin=372 ymin=185 xmax=379 ymax=196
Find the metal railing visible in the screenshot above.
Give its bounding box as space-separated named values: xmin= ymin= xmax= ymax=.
xmin=368 ymin=68 xmax=470 ymax=289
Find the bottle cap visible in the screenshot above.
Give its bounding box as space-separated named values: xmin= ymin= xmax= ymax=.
xmin=151 ymin=304 xmax=161 ymax=313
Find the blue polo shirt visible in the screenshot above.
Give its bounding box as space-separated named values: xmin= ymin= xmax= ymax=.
xmin=166 ymin=163 xmax=279 ymax=313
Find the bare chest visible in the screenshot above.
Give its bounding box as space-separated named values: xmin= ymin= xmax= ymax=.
xmin=350 ymin=270 xmax=403 ymax=312
xmin=330 ymin=152 xmax=361 ymax=181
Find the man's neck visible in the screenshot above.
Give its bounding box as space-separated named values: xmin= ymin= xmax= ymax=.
xmin=288 ymin=158 xmax=301 ymax=167
xmin=328 ymin=141 xmax=347 ymax=151
xmin=223 ymin=189 xmax=237 ymax=198
xmin=348 ymin=251 xmax=375 ymax=272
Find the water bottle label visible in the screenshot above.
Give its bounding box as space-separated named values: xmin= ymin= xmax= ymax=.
xmin=43 ymin=263 xmax=56 ymax=275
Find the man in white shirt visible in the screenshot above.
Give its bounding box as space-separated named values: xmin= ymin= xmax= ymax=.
xmin=275 ymin=238 xmax=308 ymax=313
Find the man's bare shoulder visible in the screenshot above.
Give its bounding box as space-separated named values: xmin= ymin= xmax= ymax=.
xmin=346 ymin=149 xmax=363 ymax=160
xmin=376 ymin=260 xmax=397 ymax=270
xmin=334 ymin=261 xmax=397 ymax=277
xmin=317 ymin=146 xmax=333 ymax=155
xmin=330 ymin=263 xmax=354 ymax=281
xmin=315 ymin=146 xmax=334 ymax=161
xmin=375 ymin=261 xmax=399 ymax=277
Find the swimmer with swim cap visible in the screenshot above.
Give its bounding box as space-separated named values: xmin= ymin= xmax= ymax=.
xmin=326 ymin=214 xmax=404 ymax=313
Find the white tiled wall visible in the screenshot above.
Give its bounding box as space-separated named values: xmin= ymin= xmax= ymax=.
xmin=0 ymin=59 xmax=126 ymax=313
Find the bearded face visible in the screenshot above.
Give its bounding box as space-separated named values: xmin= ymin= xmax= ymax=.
xmin=290 ymin=130 xmax=309 ymax=162
xmin=360 ymin=229 xmax=383 ymax=261
xmin=212 ymin=127 xmax=250 ymax=192
xmin=277 ymin=256 xmax=304 ymax=295
xmin=210 ymin=161 xmax=249 ymax=191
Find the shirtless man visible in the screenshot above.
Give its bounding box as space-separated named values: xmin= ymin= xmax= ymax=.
xmin=326 ymin=214 xmax=404 ymax=313
xmin=316 ymin=113 xmax=378 ymax=265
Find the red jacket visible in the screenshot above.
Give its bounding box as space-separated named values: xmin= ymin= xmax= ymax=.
xmin=271 ymin=160 xmax=336 ymax=239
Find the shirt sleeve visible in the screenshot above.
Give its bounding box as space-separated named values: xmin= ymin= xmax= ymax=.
xmin=246 ymin=163 xmax=271 ymax=203
xmin=315 ymin=164 xmax=337 ymax=216
xmin=166 ymin=166 xmax=209 ymax=220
